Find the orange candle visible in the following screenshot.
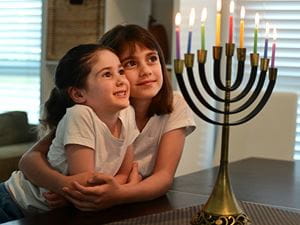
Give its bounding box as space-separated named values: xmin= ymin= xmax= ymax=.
xmin=239 ymin=6 xmax=245 ymax=48
xmin=228 ymin=0 xmax=234 ymax=43
xmin=216 ymin=0 xmax=222 ymax=46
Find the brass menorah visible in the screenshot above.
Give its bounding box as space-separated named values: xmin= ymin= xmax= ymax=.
xmin=174 ymin=43 xmax=277 ymax=225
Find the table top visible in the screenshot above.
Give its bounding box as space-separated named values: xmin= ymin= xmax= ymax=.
xmin=4 ymin=157 xmax=300 ymax=225
xmin=171 ymin=157 xmax=300 ymax=210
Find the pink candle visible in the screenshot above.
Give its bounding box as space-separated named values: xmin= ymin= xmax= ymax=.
xmin=229 ymin=1 xmax=234 ymax=43
xmin=175 ymin=13 xmax=182 ymax=59
xmin=271 ymin=27 xmax=277 ymax=68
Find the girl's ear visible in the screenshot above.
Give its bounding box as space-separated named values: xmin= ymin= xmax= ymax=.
xmin=68 ymin=87 xmax=86 ymax=104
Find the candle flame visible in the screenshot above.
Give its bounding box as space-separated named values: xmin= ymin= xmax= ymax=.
xmin=189 ymin=8 xmax=195 ymax=27
xmin=255 ymin=13 xmax=260 ymax=27
xmin=240 ymin=6 xmax=245 ymax=19
xmin=230 ymin=0 xmax=234 ymax=14
xmin=265 ymin=22 xmax=270 ymax=38
xmin=201 ymin=8 xmax=207 ymax=22
xmin=217 ymin=0 xmax=222 ymax=12
xmin=175 ymin=12 xmax=181 ymax=26
xmin=273 ymin=27 xmax=277 ymax=41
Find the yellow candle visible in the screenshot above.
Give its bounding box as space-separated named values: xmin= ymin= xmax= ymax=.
xmin=253 ymin=13 xmax=260 ymax=53
xmin=216 ymin=0 xmax=222 ymax=46
xmin=239 ymin=6 xmax=245 ymax=48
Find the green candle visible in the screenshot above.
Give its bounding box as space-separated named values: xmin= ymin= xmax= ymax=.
xmin=253 ymin=13 xmax=259 ymax=53
xmin=201 ymin=8 xmax=207 ymax=50
xmin=254 ymin=27 xmax=258 ymax=53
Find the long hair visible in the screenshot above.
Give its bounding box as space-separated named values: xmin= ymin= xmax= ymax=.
xmin=40 ymin=44 xmax=109 ymax=134
xmin=99 ymin=24 xmax=173 ymax=117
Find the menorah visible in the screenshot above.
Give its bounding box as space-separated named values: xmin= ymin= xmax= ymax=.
xmin=174 ymin=43 xmax=277 ymax=225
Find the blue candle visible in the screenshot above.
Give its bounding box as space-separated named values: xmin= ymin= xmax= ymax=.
xmin=187 ymin=31 xmax=192 ymax=53
xmin=187 ymin=8 xmax=195 ymax=54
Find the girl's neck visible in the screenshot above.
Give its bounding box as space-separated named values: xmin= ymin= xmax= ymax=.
xmin=95 ymin=110 xmax=121 ymax=138
xmin=131 ymin=99 xmax=152 ymax=131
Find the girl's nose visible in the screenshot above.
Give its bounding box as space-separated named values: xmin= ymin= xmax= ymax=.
xmin=139 ymin=64 xmax=152 ymax=77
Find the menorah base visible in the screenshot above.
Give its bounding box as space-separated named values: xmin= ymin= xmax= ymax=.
xmin=190 ymin=208 xmax=251 ymax=225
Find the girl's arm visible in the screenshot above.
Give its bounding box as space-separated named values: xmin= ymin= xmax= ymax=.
xmin=61 ymin=128 xmax=185 ymax=210
xmin=19 ymin=133 xmax=94 ymax=194
xmin=114 ymin=145 xmax=134 ymax=184
xmin=18 ymin=132 xmax=67 ymax=193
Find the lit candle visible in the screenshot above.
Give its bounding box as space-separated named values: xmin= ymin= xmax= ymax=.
xmin=175 ymin=12 xmax=182 ymax=59
xmin=239 ymin=6 xmax=245 ymax=48
xmin=228 ymin=0 xmax=234 ymax=43
xmin=264 ymin=22 xmax=270 ymax=58
xmin=216 ymin=0 xmax=222 ymax=46
xmin=271 ymin=27 xmax=277 ymax=68
xmin=253 ymin=13 xmax=259 ymax=53
xmin=201 ymin=8 xmax=207 ymax=50
xmin=187 ymin=8 xmax=195 ymax=54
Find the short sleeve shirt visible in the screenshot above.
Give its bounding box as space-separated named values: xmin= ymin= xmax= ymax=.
xmin=133 ymin=91 xmax=196 ymax=177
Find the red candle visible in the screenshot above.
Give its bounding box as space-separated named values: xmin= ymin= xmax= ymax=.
xmin=175 ymin=13 xmax=182 ymax=59
xmin=271 ymin=27 xmax=277 ymax=68
xmin=229 ymin=0 xmax=234 ymax=43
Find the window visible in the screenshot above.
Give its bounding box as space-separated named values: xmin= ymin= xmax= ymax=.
xmin=0 ymin=0 xmax=42 ymax=124
xmin=235 ymin=0 xmax=300 ymax=159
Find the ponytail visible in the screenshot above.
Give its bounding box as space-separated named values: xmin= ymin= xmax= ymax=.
xmin=39 ymin=88 xmax=74 ymax=134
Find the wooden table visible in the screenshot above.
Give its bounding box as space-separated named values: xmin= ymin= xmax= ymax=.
xmin=4 ymin=157 xmax=300 ymax=225
xmin=172 ymin=157 xmax=300 ymax=210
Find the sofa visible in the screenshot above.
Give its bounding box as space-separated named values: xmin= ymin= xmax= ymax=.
xmin=0 ymin=111 xmax=37 ymax=181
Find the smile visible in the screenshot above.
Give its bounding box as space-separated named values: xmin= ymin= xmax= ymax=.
xmin=113 ymin=90 xmax=127 ymax=97
xmin=137 ymin=80 xmax=156 ymax=86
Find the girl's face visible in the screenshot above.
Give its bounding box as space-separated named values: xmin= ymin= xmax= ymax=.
xmin=119 ymin=44 xmax=163 ymax=102
xmin=78 ymin=50 xmax=130 ymax=114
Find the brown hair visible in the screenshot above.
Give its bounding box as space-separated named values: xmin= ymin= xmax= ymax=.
xmin=40 ymin=44 xmax=111 ymax=134
xmin=99 ymin=24 xmax=173 ymax=117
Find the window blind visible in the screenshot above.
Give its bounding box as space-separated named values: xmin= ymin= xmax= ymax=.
xmin=235 ymin=0 xmax=300 ymax=159
xmin=0 ymin=0 xmax=42 ymax=124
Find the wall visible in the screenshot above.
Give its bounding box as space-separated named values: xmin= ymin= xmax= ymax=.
xmin=174 ymin=0 xmax=217 ymax=176
xmin=104 ymin=0 xmax=151 ymax=31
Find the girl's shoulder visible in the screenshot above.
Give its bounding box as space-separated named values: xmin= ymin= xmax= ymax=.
xmin=171 ymin=91 xmax=190 ymax=112
xmin=65 ymin=104 xmax=95 ymax=121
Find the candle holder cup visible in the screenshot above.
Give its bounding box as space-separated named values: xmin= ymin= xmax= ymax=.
xmin=174 ymin=43 xmax=277 ymax=225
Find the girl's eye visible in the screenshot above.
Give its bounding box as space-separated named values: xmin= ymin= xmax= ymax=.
xmin=102 ymin=71 xmax=112 ymax=78
xmin=119 ymin=68 xmax=125 ymax=75
xmin=123 ymin=60 xmax=136 ymax=69
xmin=148 ymin=55 xmax=158 ymax=63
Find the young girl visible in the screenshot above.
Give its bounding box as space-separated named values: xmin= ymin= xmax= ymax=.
xmin=0 ymin=44 xmax=139 ymax=222
xmin=19 ymin=24 xmax=196 ymax=211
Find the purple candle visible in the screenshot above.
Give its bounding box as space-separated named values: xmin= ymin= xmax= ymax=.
xmin=271 ymin=27 xmax=277 ymax=68
xmin=175 ymin=13 xmax=182 ymax=59
xmin=264 ymin=22 xmax=269 ymax=58
xmin=271 ymin=42 xmax=276 ymax=68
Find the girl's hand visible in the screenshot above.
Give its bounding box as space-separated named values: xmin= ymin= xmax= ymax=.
xmin=43 ymin=191 xmax=69 ymax=209
xmin=62 ymin=174 xmax=124 ymax=211
xmin=127 ymin=162 xmax=142 ymax=185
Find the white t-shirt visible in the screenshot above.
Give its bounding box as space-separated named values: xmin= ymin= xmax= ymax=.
xmin=5 ymin=104 xmax=139 ymax=214
xmin=133 ymin=91 xmax=196 ymax=177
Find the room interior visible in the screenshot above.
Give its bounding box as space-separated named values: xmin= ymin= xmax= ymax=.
xmin=0 ymin=0 xmax=299 ymax=180
xmin=1 ymin=0 xmax=300 ymax=224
